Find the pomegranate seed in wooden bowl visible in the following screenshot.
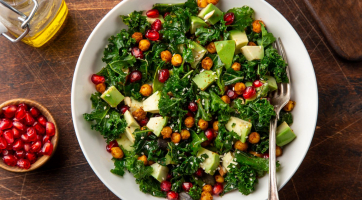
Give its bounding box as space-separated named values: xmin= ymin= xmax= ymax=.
xmin=0 ymin=99 xmax=58 ymax=172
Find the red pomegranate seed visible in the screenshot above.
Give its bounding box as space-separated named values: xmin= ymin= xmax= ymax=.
xmin=224 ymin=12 xmax=235 ymax=25
xmin=12 ymin=128 xmax=21 ymax=139
xmin=1 ymin=149 xmax=12 ymax=156
xmin=29 ymin=107 xmax=40 ymax=118
xmin=13 ymin=121 xmax=26 ymax=133
xmin=195 ymin=168 xmax=203 ymax=177
xmin=37 ymin=115 xmax=47 ymax=127
xmin=106 ymin=140 xmax=119 ymax=153
xmin=15 ymin=106 xmax=26 ymax=120
xmin=129 ymin=70 xmax=142 ymax=83
xmin=227 ymin=89 xmax=238 ymax=99
xmin=0 ymin=130 xmax=2 ymax=137
xmin=26 ymin=127 xmax=37 ymax=142
xmin=18 ymin=103 xmax=28 ymax=110
xmin=91 ymin=74 xmax=105 ymax=85
xmin=26 ymin=152 xmax=37 ymax=164
xmin=151 ymin=19 xmax=162 ymax=31
xmin=42 ymin=142 xmax=53 ymax=156
xmin=185 ymin=110 xmax=194 ymax=118
xmin=119 ymin=105 xmax=129 ymax=114
xmin=3 ymin=130 xmax=14 ymax=144
xmin=3 ymin=155 xmax=17 ymax=166
xmin=146 ymin=9 xmax=159 ymax=18
xmin=23 ymin=143 xmax=31 ymax=152
xmin=164 ymin=12 xmax=170 ymax=18
xmin=42 ymin=135 xmax=51 ymax=144
xmin=17 ymin=158 xmax=31 ymax=169
xmin=0 ymin=118 xmax=13 ymax=130
xmin=253 ymin=80 xmax=263 ymax=88
xmin=45 ymin=122 xmax=55 ymax=136
xmin=160 ymin=180 xmax=172 ymax=192
xmin=166 ymin=173 xmax=172 ymax=180
xmin=131 ymin=47 xmax=144 ymax=59
xmin=243 ymin=86 xmax=256 ymax=99
xmin=12 ymin=139 xmax=24 ymax=151
xmin=21 ymin=134 xmax=30 ymax=143
xmin=263 ymin=152 xmax=269 ymax=159
xmin=158 ymin=69 xmax=170 ymax=83
xmin=213 ymin=183 xmax=224 ymax=195
xmin=30 ymin=141 xmax=42 ymax=153
xmin=33 ymin=122 xmax=45 ymax=135
xmin=167 ymin=191 xmax=179 ymax=200
xmin=139 ymin=118 xmax=149 ymax=127
xmin=24 ymin=112 xmax=35 ymax=126
xmin=182 ymin=182 xmax=193 ymax=192
xmin=2 ymin=105 xmax=17 ymax=119
xmin=15 ymin=150 xmax=25 ymax=159
xmin=204 ymin=128 xmax=215 ymax=141
xmin=6 ymin=143 xmax=12 ymax=150
xmin=188 ymin=102 xmax=198 ymax=112
xmin=0 ymin=137 xmax=8 ymax=150
xmin=36 ymin=135 xmax=42 ymax=142
xmin=145 ymin=29 xmax=160 ymax=41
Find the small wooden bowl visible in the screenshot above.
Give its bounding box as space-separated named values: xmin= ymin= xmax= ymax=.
xmin=0 ymin=99 xmax=59 ymax=172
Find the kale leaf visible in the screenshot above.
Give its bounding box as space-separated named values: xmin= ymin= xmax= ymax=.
xmin=250 ymin=138 xmax=269 ymax=154
xmin=214 ymin=125 xmax=240 ymax=154
xmin=102 ymin=29 xmax=136 ymax=64
xmin=110 ymin=158 xmax=126 ymax=176
xmin=188 ymin=185 xmax=203 ymax=200
xmin=137 ymin=177 xmax=167 ymax=198
xmin=260 ymin=48 xmax=289 ymax=83
xmin=223 ymin=164 xmax=258 ymax=195
xmin=278 ymin=111 xmax=293 ymax=126
xmin=121 ymin=11 xmax=150 ymax=34
xmin=223 ymin=68 xmax=244 ymax=85
xmin=257 ymin=24 xmax=276 ymax=48
xmin=227 ymin=6 xmax=254 ymax=30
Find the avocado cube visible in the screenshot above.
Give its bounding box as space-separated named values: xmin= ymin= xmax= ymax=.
xmin=190 ymin=16 xmax=208 ymax=34
xmin=124 ymin=97 xmax=143 ymax=113
xmin=192 ymin=70 xmax=217 ymax=91
xmin=225 ymin=117 xmax=252 ymax=143
xmin=222 ymin=152 xmax=237 ymax=172
xmin=190 ymin=41 xmax=207 ymax=68
xmin=256 ymin=82 xmax=270 ymax=98
xmin=197 ymin=148 xmax=220 ymax=175
xmin=165 ymin=152 xmax=176 ymax=165
xmin=241 ymin=46 xmax=265 ymax=61
xmin=123 ymin=110 xmax=140 ymax=143
xmin=116 ymin=134 xmax=134 ymax=152
xmin=146 ymin=116 xmax=168 ymax=137
xmin=214 ymin=40 xmax=236 ymax=69
xmin=198 ymin=3 xmax=223 ymax=25
xmin=101 ymin=86 xmax=125 ymax=107
xmin=276 ymin=122 xmax=296 ymax=146
xmin=263 ymin=75 xmax=278 ymax=91
xmin=150 ymin=163 xmax=169 ymax=182
xmin=229 ymin=30 xmax=249 ymax=54
xmin=143 ymin=91 xmax=161 ymax=113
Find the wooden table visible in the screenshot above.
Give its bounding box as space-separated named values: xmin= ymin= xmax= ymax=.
xmin=0 ymin=0 xmax=361 ymax=199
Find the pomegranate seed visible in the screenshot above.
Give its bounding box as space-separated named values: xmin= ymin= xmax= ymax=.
xmin=160 ymin=180 xmax=172 ymax=192
xmin=0 ymin=118 xmax=13 ymax=130
xmin=253 ymin=80 xmax=263 ymax=88
xmin=227 ymin=89 xmax=238 ymax=99
xmin=37 ymin=115 xmax=47 ymax=127
xmin=182 ymin=182 xmax=193 ymax=192
xmin=6 ymin=143 xmax=12 ymax=150
xmin=42 ymin=135 xmax=51 ymax=144
xmin=185 ymin=110 xmax=194 ymax=118
xmin=30 ymin=141 xmax=42 ymax=153
xmin=26 ymin=127 xmax=37 ymax=142
xmin=42 ymin=142 xmax=53 ymax=156
xmin=151 ymin=19 xmax=162 ymax=31
xmin=188 ymin=102 xmax=198 ymax=112
xmin=15 ymin=106 xmax=26 ymax=120
xmin=164 ymin=12 xmax=170 ymax=18
xmin=23 ymin=143 xmax=31 ymax=152
xmin=12 ymin=128 xmax=21 ymax=139
xmin=15 ymin=150 xmax=25 ymax=159
xmin=167 ymin=191 xmax=179 ymax=200
xmin=195 ymin=168 xmax=203 ymax=177
xmin=224 ymin=12 xmax=235 ymax=25
xmin=145 ymin=29 xmax=160 ymax=41
xmin=17 ymin=158 xmax=31 ymax=169
xmin=13 ymin=121 xmax=26 ymax=133
xmin=213 ymin=183 xmax=224 ymax=195
xmin=0 ymin=130 xmax=2 ymax=137
xmin=204 ymin=128 xmax=215 ymax=141
xmin=166 ymin=173 xmax=172 ymax=180
xmin=119 ymin=105 xmax=129 ymax=114
xmin=263 ymin=152 xmax=269 ymax=159
xmin=3 ymin=155 xmax=17 ymax=166
xmin=29 ymin=107 xmax=40 ymax=118
xmin=158 ymin=69 xmax=170 ymax=83
xmin=26 ymin=152 xmax=37 ymax=164
xmin=12 ymin=139 xmax=24 ymax=151
xmin=36 ymin=135 xmax=42 ymax=142
xmin=3 ymin=130 xmax=14 ymax=144
xmin=2 ymin=105 xmax=17 ymax=119
xmin=243 ymin=86 xmax=256 ymax=99
xmin=139 ymin=118 xmax=149 ymax=127
xmin=37 ymin=148 xmax=43 ymax=157
xmin=33 ymin=122 xmax=45 ymax=135
xmin=1 ymin=149 xmax=12 ymax=156
xmin=146 ymin=9 xmax=159 ymax=18
xmin=24 ymin=112 xmax=35 ymax=126
xmin=106 ymin=140 xmax=119 ymax=153
xmin=45 ymin=122 xmax=55 ymax=136
xmin=21 ymin=134 xmax=30 ymax=143
xmin=18 ymin=103 xmax=28 ymax=111
xmin=0 ymin=137 xmax=8 ymax=150
xmin=91 ymin=74 xmax=105 ymax=85
xmin=131 ymin=47 xmax=144 ymax=59
xmin=129 ymin=70 xmax=142 ymax=83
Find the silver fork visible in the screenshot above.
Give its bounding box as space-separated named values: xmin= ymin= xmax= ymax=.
xmin=268 ymin=38 xmax=291 ymax=200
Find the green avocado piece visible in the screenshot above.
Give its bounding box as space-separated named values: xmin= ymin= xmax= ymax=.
xmin=225 ymin=117 xmax=252 ymax=143
xmin=229 ymin=30 xmax=249 ymax=54
xmin=101 ymin=86 xmax=125 ymax=107
xmin=241 ymin=46 xmax=264 ymax=61
xmin=143 ymin=91 xmax=161 ymax=113
xmin=192 ymin=70 xmax=217 ymax=91
xmin=214 ymin=40 xmax=236 ymax=69
xmin=198 ymin=3 xmax=223 ymax=25
xmin=245 ymin=95 xmax=257 ymax=104
xmin=222 ymin=152 xmax=237 ymax=172
xmin=245 ymin=82 xmax=253 ymax=87
xmin=146 ymin=116 xmax=168 ymax=137
xmin=150 ymin=163 xmax=169 ymax=182
xmin=276 ymin=122 xmax=296 ymax=146
xmin=165 ymin=152 xmax=176 ymax=165
xmin=190 ymin=41 xmax=207 ymax=68
xmin=263 ymin=75 xmax=278 ymax=91
xmin=197 ymin=148 xmax=220 ymax=175
xmin=190 ymin=16 xmax=208 ymax=34
xmin=116 ymin=134 xmax=134 ymax=152
xmin=256 ymin=82 xmax=270 ymax=98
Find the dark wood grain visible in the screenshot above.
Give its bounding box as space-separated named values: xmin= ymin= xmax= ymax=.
xmin=0 ymin=0 xmax=362 ymax=199
xmin=303 ymin=0 xmax=362 ymax=61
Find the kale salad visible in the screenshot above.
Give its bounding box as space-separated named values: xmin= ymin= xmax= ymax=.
xmin=83 ymin=0 xmax=296 ymax=199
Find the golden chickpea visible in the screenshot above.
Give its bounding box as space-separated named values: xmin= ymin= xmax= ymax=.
xmin=213 ymin=121 xmax=219 ymax=131
xmin=132 ymin=108 xmax=147 ymax=121
xmin=218 ymin=165 xmax=226 ymax=177
xmin=221 ymin=95 xmax=231 ymax=104
xmin=276 ymin=146 xmax=283 ymax=157
xmin=252 ymin=20 xmax=266 ymax=33
xmin=234 ymin=141 xmax=248 ymax=151
xmin=171 ymin=54 xmax=183 ymax=67
xmin=161 ymin=50 xmax=172 ymax=63
xmin=201 ymin=191 xmax=213 ymax=200
xmin=283 ymin=100 xmax=296 ymax=112
xmin=249 ymin=151 xmax=263 ymax=158
xmin=171 ymin=132 xmax=181 ymax=143
xmin=207 ymin=0 xmax=219 ymax=5
xmin=201 ymin=57 xmax=213 ymax=70
xmin=202 ymin=185 xmax=213 ymax=192
xmin=180 ymin=129 xmax=191 ymax=140
xmin=206 ymin=42 xmax=216 ymax=54
xmin=197 ymin=0 xmax=208 ymax=8
xmin=231 ymin=62 xmax=241 ymax=71
xmin=95 ymin=83 xmax=106 ymax=94
xmin=140 ymin=84 xmax=152 ymax=97
xmin=248 ymin=41 xmax=257 ymax=46
xmin=215 ymin=175 xmax=224 ymax=183
xmin=139 ymin=39 xmax=151 ymax=51
xmin=198 ymin=119 xmax=209 ymax=131
xmin=161 ymin=126 xmax=172 ymax=139
xmin=234 ymin=82 xmax=246 ymax=95
xmin=248 ymin=132 xmax=260 ymax=144
xmin=132 ymin=32 xmax=143 ymax=43
xmin=184 ymin=116 xmax=195 ymax=128
xmin=111 ymin=147 xmax=124 ymax=159
xmin=138 ymin=155 xmax=148 ymax=165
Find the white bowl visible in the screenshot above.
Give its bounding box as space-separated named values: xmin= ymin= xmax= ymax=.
xmin=71 ymin=0 xmax=318 ymax=199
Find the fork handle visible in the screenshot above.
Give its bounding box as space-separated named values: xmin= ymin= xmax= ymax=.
xmin=268 ymin=116 xmax=279 ymax=200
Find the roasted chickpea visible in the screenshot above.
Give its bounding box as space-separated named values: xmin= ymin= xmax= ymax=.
xmin=161 ymin=50 xmax=172 ymax=63
xmin=221 ymin=95 xmax=231 ymax=104
xmin=231 ymin=62 xmax=241 ymax=71
xmin=202 ymin=57 xmax=213 ymax=70
xmin=181 ymin=129 xmax=191 ymax=140
xmin=249 ymin=151 xmax=263 ymax=158
xmin=248 ymin=41 xmax=257 ymax=46
xmin=96 ymin=83 xmax=106 ymax=94
xmin=111 ymin=147 xmax=124 ymax=159
xmin=132 ymin=32 xmax=143 ymax=43
xmin=161 ymin=126 xmax=172 ymax=139
xmin=218 ymin=165 xmax=226 ymax=177
xmin=215 ymin=175 xmax=224 ymax=183
xmin=201 ymin=191 xmax=213 ymax=200
xmin=252 ymin=20 xmax=266 ymax=33
xmin=184 ymin=116 xmax=195 ymax=128
xmin=171 ymin=54 xmax=183 ymax=67
xmin=234 ymin=82 xmax=246 ymax=95
xmin=171 ymin=132 xmax=181 ymax=143
xmin=276 ymin=146 xmax=283 ymax=157
xmin=234 ymin=141 xmax=248 ymax=151
xmin=138 ymin=155 xmax=148 ymax=165
xmin=198 ymin=119 xmax=209 ymax=131
xmin=202 ymin=185 xmax=213 ymax=192
xmin=140 ymin=84 xmax=152 ymax=97
xmin=139 ymin=39 xmax=151 ymax=51
xmin=206 ymin=42 xmax=216 ymax=54
xmin=248 ymin=132 xmax=260 ymax=144
xmin=132 ymin=108 xmax=147 ymax=121
xmin=213 ymin=121 xmax=219 ymax=131
xmin=207 ymin=0 xmax=219 ymax=5
xmin=283 ymin=100 xmax=296 ymax=112
xmin=197 ymin=0 xmax=208 ymax=8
